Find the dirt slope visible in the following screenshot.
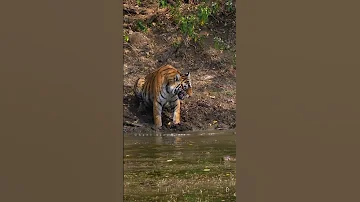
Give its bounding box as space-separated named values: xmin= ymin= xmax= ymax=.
xmin=123 ymin=0 xmax=236 ymax=134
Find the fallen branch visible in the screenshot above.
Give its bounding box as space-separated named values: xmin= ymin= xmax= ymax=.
xmin=124 ymin=121 xmax=143 ymax=127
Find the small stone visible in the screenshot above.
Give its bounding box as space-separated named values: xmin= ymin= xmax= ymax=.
xmin=203 ymin=75 xmax=214 ymax=80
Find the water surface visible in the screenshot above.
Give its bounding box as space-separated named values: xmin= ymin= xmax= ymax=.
xmin=124 ymin=130 xmax=236 ymax=202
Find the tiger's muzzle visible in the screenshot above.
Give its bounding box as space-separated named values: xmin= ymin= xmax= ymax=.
xmin=178 ymin=90 xmax=186 ymax=100
xmin=177 ymin=88 xmax=192 ymax=100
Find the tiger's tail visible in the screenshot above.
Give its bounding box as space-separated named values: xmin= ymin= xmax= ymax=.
xmin=134 ymin=77 xmax=145 ymax=100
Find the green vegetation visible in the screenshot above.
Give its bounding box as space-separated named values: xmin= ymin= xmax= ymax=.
xmin=124 ymin=34 xmax=129 ymax=43
xmin=179 ymin=15 xmax=196 ymax=38
xmin=166 ymin=0 xmax=235 ymax=43
xmin=125 ymin=0 xmax=235 ymax=44
xmin=197 ymin=4 xmax=212 ymax=26
xmin=225 ymin=0 xmax=234 ymax=12
xmin=136 ymin=20 xmax=148 ymax=32
xmin=159 ymin=0 xmax=167 ymax=8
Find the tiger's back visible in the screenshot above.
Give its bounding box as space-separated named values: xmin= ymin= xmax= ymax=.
xmin=134 ymin=65 xmax=192 ymax=129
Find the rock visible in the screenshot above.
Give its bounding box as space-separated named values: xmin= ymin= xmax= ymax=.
xmin=129 ymin=32 xmax=151 ymax=48
xmin=216 ymin=123 xmax=230 ymax=130
xmin=223 ymin=155 xmax=236 ymax=162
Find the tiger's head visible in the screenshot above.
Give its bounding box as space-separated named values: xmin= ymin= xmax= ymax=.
xmin=168 ymin=71 xmax=193 ymax=100
xmin=177 ymin=72 xmax=192 ymax=100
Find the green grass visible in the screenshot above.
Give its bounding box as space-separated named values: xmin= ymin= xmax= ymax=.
xmin=124 ymin=34 xmax=130 ymax=43
xmin=136 ymin=20 xmax=148 ymax=32
xmin=159 ymin=0 xmax=167 ymax=8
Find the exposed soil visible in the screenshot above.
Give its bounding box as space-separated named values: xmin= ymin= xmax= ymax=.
xmin=123 ymin=0 xmax=236 ymax=134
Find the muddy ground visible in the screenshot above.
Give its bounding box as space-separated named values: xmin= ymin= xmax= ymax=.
xmin=123 ymin=0 xmax=236 ymax=134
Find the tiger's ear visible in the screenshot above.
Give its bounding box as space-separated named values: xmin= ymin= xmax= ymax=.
xmin=175 ymin=74 xmax=181 ymax=81
xmin=184 ymin=72 xmax=190 ymax=78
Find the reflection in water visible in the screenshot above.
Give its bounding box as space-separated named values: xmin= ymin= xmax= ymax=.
xmin=124 ymin=130 xmax=236 ymax=201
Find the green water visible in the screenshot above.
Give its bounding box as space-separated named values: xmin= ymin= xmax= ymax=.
xmin=124 ymin=130 xmax=236 ymax=202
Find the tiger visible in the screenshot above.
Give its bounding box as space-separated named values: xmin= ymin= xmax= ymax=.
xmin=134 ymin=64 xmax=193 ymax=129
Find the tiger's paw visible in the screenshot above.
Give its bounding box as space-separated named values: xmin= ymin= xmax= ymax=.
xmin=170 ymin=122 xmax=192 ymax=131
xmin=151 ymin=125 xmax=163 ymax=131
xmin=169 ymin=122 xmax=181 ymax=129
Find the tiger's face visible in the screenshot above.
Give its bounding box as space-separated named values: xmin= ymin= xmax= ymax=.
xmin=178 ymin=72 xmax=192 ymax=100
xmin=167 ymin=71 xmax=193 ymax=100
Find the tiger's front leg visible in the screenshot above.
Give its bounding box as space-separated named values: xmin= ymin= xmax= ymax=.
xmin=153 ymin=100 xmax=163 ymax=129
xmin=172 ymin=99 xmax=181 ymax=125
